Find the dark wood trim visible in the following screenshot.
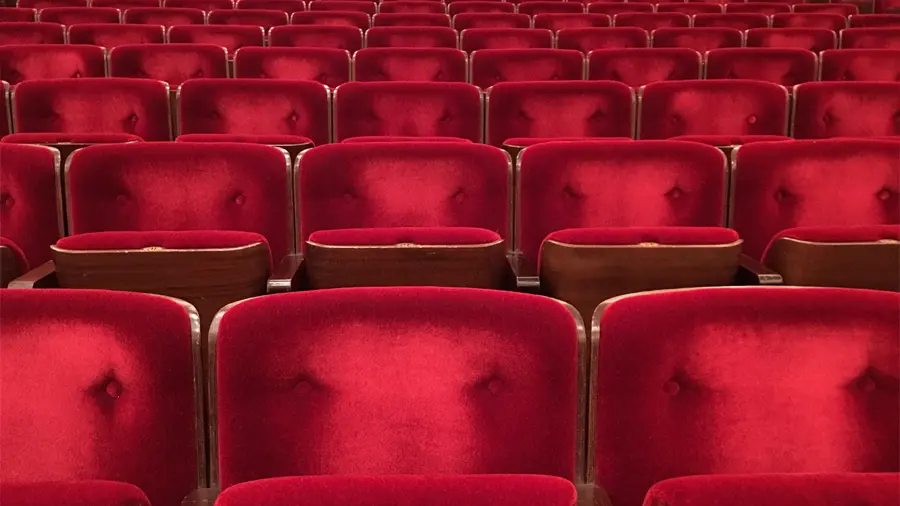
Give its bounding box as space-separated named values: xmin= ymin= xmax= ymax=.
xmin=766 ymin=238 xmax=899 ymax=291
xmin=0 ymin=246 xmax=22 ymax=288
xmin=8 ymin=260 xmax=59 ymax=289
xmin=267 ymin=253 xmax=304 ymax=293
xmin=736 ymin=253 xmax=784 ymax=285
xmin=181 ymin=487 xmax=219 ymax=506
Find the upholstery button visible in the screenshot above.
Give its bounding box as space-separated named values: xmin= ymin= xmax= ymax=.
xmin=127 ymin=113 xmax=138 ymax=124
xmin=487 ymin=379 xmax=502 ymax=395
xmin=105 ymin=379 xmax=122 ymax=399
xmin=877 ymin=188 xmax=893 ymax=201
xmin=73 ymin=70 xmax=82 ymax=78
xmin=563 ymin=185 xmax=580 ymax=199
xmin=822 ymin=112 xmax=832 ymax=123
xmin=343 ymin=192 xmax=354 ymax=201
xmin=746 ymin=115 xmax=757 ymax=124
xmin=116 ymin=194 xmax=128 ymax=204
xmin=194 ymin=69 xmax=204 ymax=78
xmin=295 ymin=380 xmax=312 ymax=394
xmin=288 ymin=112 xmax=299 ymax=123
xmin=665 ymin=187 xmax=683 ymax=199
xmin=0 ymin=194 xmax=14 ymax=208
xmin=234 ymin=193 xmax=246 ymax=206
xmin=774 ymin=189 xmax=788 ymax=202
xmin=663 ymin=381 xmax=680 ymax=396
xmin=858 ymin=376 xmax=876 ymax=393
xmin=452 ymin=189 xmax=466 ymax=203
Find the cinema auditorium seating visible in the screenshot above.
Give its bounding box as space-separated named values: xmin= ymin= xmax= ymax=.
xmin=353 ymin=47 xmax=466 ymax=82
xmin=109 ymin=44 xmax=229 ymax=85
xmin=0 ymin=44 xmax=106 ymax=84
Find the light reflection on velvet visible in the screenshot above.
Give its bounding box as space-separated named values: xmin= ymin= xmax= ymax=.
xmin=792 ymin=82 xmax=900 ymax=139
xmin=373 ymin=13 xmax=452 ymax=27
xmin=109 ymin=44 xmax=228 ymax=86
xmin=353 ymin=48 xmax=467 ymax=82
xmin=365 ymin=26 xmax=458 ymax=48
xmin=380 ymin=1 xmax=446 ymax=14
xmin=772 ymin=13 xmax=847 ymax=30
xmin=39 ymin=7 xmax=121 ymax=24
xmin=0 ymin=22 xmax=64 ymax=44
xmin=588 ymin=48 xmax=700 ymax=87
xmin=517 ymin=140 xmax=726 ymax=274
xmin=595 ymin=287 xmax=900 ymax=506
xmin=650 ymin=27 xmax=742 ymax=53
xmin=820 ymin=49 xmax=900 ymax=82
xmin=840 ymin=28 xmax=900 ymax=49
xmin=290 ymin=11 xmax=371 ymax=29
xmin=517 ymin=2 xmax=584 ymax=16
xmin=461 ymin=28 xmax=554 ymax=51
xmin=208 ymin=8 xmax=289 ymax=28
xmin=588 ymin=3 xmax=654 ymax=15
xmin=0 ymin=143 xmax=59 ymax=267
xmin=533 ymin=13 xmax=610 ymax=31
xmin=233 ymin=47 xmax=350 ymax=87
xmin=745 ymin=28 xmax=837 ymax=52
xmin=124 ymin=7 xmax=206 ymax=25
xmin=168 ymin=26 xmax=265 ymax=55
xmin=67 ymin=24 xmax=165 ymax=48
xmin=215 ymin=288 xmax=578 ymax=486
xmin=705 ymin=48 xmax=817 ymax=86
xmin=0 ymin=44 xmax=105 ymax=84
xmin=557 ymin=27 xmax=649 ymax=52
xmin=488 ymin=81 xmax=634 ymax=146
xmin=309 ymin=0 xmax=377 ymax=14
xmin=270 ymin=25 xmax=363 ymax=52
xmin=731 ymin=139 xmax=900 ymax=260
xmin=66 ymin=142 xmax=293 ymax=261
xmin=613 ymin=13 xmax=690 ymax=31
xmin=692 ymin=13 xmax=769 ymax=30
xmin=452 ymin=13 xmax=531 ymax=30
xmin=449 ymin=3 xmax=516 ymax=16
xmin=0 ymin=290 xmax=198 ymax=506
xmin=471 ymin=49 xmax=584 ymax=88
xmin=1 ymin=480 xmax=152 ymax=506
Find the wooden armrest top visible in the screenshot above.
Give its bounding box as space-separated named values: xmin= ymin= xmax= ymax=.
xmin=267 ymin=253 xmax=304 ymax=293
xmin=8 ymin=260 xmax=58 ymax=289
xmin=736 ymin=253 xmax=783 ymax=286
xmin=182 ymin=487 xmax=220 ymax=506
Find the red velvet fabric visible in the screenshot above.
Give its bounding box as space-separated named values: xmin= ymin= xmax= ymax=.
xmin=0 ymin=143 xmax=58 ymax=267
xmin=449 ymin=1 xmax=516 ymax=15
xmin=178 ymin=79 xmax=329 ymax=147
xmin=165 ymin=0 xmax=234 ymax=10
xmin=820 ymin=49 xmax=900 ymax=81
xmin=373 ymin=13 xmax=452 ymax=26
xmin=670 ymin=134 xmax=791 ymax=145
xmin=334 ymin=82 xmax=482 ymax=141
xmin=470 ymin=49 xmax=584 ymax=88
xmin=124 ymin=7 xmax=205 ymax=25
xmin=309 ymin=0 xmax=377 ymax=14
xmin=39 ymin=7 xmax=121 ymax=24
xmin=452 ymin=13 xmax=530 ymax=29
xmin=353 ymin=48 xmax=466 ymax=82
xmin=0 ymin=22 xmax=65 ymax=45
xmin=613 ymin=13 xmax=690 ymax=30
xmin=0 ymin=8 xmax=37 ymax=22
xmin=0 ymin=289 xmax=200 ymax=506
xmin=17 ymin=0 xmax=87 ymax=7
xmin=505 ymin=136 xmax=632 ymax=146
xmin=290 ymin=11 xmax=371 ymax=29
xmin=176 ymin=133 xmax=313 ymax=145
xmin=792 ymin=82 xmax=900 ymax=139
xmin=91 ymin=0 xmax=159 ymax=8
xmin=587 ymin=48 xmax=701 ymax=87
xmin=297 ymin=143 xmax=508 ymax=244
xmin=341 ymin=135 xmax=471 ymax=142
xmin=67 ymin=24 xmax=165 ymax=48
xmin=773 ymin=13 xmax=848 ymax=30
xmin=558 ymin=27 xmax=649 ymax=52
xmin=461 ymin=27 xmax=554 ymax=51
xmin=215 ymin=475 xmax=578 ymax=506
xmin=795 ymin=3 xmax=858 ymax=15
xmin=726 ymin=1 xmax=791 ymax=14
xmin=109 ymin=44 xmax=227 ymax=86
xmin=214 ymin=287 xmax=578 ymax=486
xmin=745 ymin=27 xmax=837 ymax=52
xmin=270 ymin=26 xmax=363 ymax=52
xmin=1 ymin=481 xmax=151 ymax=506
xmin=533 ymin=13 xmax=610 ymax=30
xmin=851 ymin=14 xmax=900 ymax=27
xmin=517 ymin=140 xmax=726 ymax=274
xmin=595 ymin=287 xmax=900 ymax=506
xmin=488 ymin=81 xmax=634 ymax=145
xmin=692 ymin=13 xmax=769 ymax=30
xmin=1 ymin=132 xmax=142 ymax=143
xmin=233 ymin=47 xmax=350 ymax=87
xmin=545 ymin=226 xmax=738 ymax=246
xmin=380 ymin=1 xmax=447 ymax=14
xmin=705 ymin=48 xmax=817 ymax=86
xmin=0 ymin=45 xmax=105 ymax=85
xmin=732 ymin=139 xmax=900 ymax=259
xmin=308 ymin=226 xmax=502 ymax=245
xmin=208 ymin=9 xmax=289 ymax=28
xmin=639 ymin=79 xmax=789 ymax=140
xmin=365 ymin=26 xmax=458 ymax=47
xmin=656 ymin=2 xmax=721 ymax=14
xmin=762 ymin=224 xmax=900 ymax=263
xmin=650 ymin=27 xmax=742 ymax=52
xmin=66 ymin=142 xmax=293 ymax=261
xmin=13 ymin=78 xmax=170 ymax=141
xmin=237 ymin=0 xmax=306 ymax=12
xmin=588 ymin=2 xmax=654 ymax=15
xmin=518 ymin=1 xmax=585 ymax=16
xmin=840 ymin=27 xmax=900 ymax=48
xmin=167 ymin=26 xmax=265 ymax=55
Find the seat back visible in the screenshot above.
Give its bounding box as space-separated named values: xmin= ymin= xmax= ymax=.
xmin=745 ymin=27 xmax=837 ymax=52
xmin=452 ymin=12 xmax=529 ymax=29
xmin=704 ymin=48 xmax=817 ymax=86
xmin=124 ymin=7 xmax=205 ymax=25
xmin=110 ymin=44 xmax=228 ymax=86
xmin=588 ymin=47 xmax=701 ymax=87
xmin=692 ymin=13 xmax=769 ymax=30
xmin=270 ymin=25 xmax=364 ymax=51
xmin=379 ymin=1 xmax=447 ymax=14
xmin=850 ymin=14 xmax=900 ymax=28
xmin=795 ymin=3 xmax=858 ymax=15
xmin=650 ymin=27 xmax=743 ymax=52
xmin=557 ymin=26 xmax=649 ymax=52
xmin=0 ymin=8 xmax=38 ymax=22
xmin=167 ymin=25 xmax=266 ymax=55
xmin=820 ymin=49 xmax=900 ymax=81
xmin=471 ymin=48 xmax=584 ymax=88
xmin=353 ymin=47 xmax=466 ymax=82
xmin=449 ymin=1 xmax=516 ymax=15
xmin=165 ymin=0 xmax=234 ymax=8
xmin=533 ymin=13 xmax=611 ymax=30
xmin=237 ymin=0 xmax=307 ymax=12
xmin=0 ymin=22 xmax=65 ymax=44
xmin=290 ymin=11 xmax=371 ymax=29
xmin=39 ymin=6 xmax=121 ymax=24
xmin=234 ymin=47 xmax=351 ymax=87
xmin=772 ymin=12 xmax=847 ymax=30
xmin=365 ymin=26 xmax=458 ymax=47
xmin=309 ymin=0 xmax=377 ymax=14
xmin=725 ymin=1 xmax=791 ymax=14
xmin=613 ymin=12 xmax=690 ymax=30
xmin=461 ymin=27 xmax=554 ymax=51
xmin=839 ymin=27 xmax=900 ymax=48
xmin=68 ymin=23 xmax=165 ymax=47
xmin=656 ymin=2 xmax=722 ymax=14
xmin=0 ymin=44 xmax=106 ymax=84
xmin=373 ymin=12 xmax=452 ymax=26
xmin=792 ymin=81 xmax=900 ymax=139
xmin=518 ymin=1 xmax=585 ymax=16
xmin=207 ymin=8 xmax=290 ymax=28
xmin=588 ymin=2 xmax=653 ymax=15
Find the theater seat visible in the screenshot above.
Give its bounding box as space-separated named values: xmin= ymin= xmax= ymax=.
xmin=167 ymin=25 xmax=265 ymax=55
xmin=588 ymin=2 xmax=654 ymax=16
xmin=819 ymin=48 xmax=900 ymax=81
xmin=557 ymin=26 xmax=649 ymax=52
xmin=704 ymin=48 xmax=817 ymax=86
xmin=0 ymin=8 xmax=37 ymax=22
xmin=650 ymin=27 xmax=743 ymax=52
xmin=373 ymin=12 xmax=451 ymax=26
xmin=613 ymin=12 xmax=690 ymax=30
xmin=233 ymin=47 xmax=351 ymax=87
xmin=379 ymin=1 xmax=446 ymax=14
xmin=353 ymin=47 xmax=466 ymax=82
xmin=109 ymin=44 xmax=228 ymax=86
xmin=588 ymin=48 xmax=701 ymax=87
xmin=39 ymin=6 xmax=121 ymax=24
xmin=470 ymin=48 xmax=584 ymax=88
xmin=518 ymin=1 xmax=585 ymax=16
xmin=0 ymin=22 xmax=65 ymax=45
xmin=745 ymin=27 xmax=837 ymax=52
xmin=309 ymin=0 xmax=377 ymax=14
xmin=1 ymin=481 xmax=151 ymax=506
xmin=533 ymin=13 xmax=610 ymax=30
xmin=270 ymin=25 xmax=364 ymax=52
xmin=772 ymin=12 xmax=848 ymax=30
xmin=124 ymin=7 xmax=205 ymax=26
xmin=692 ymin=13 xmax=769 ymax=30
xmin=68 ymin=24 xmax=165 ymax=48
xmin=850 ymin=13 xmax=900 ymax=27
xmin=237 ymin=0 xmax=306 ymax=12
xmin=792 ymin=81 xmax=900 ymax=138
xmin=452 ymin=12 xmax=530 ymax=29
xmin=795 ymin=3 xmax=858 ymax=15
xmin=208 ymin=9 xmax=290 ymax=28
xmin=166 ymin=0 xmax=234 ymax=8
xmin=290 ymin=10 xmax=371 ymax=29
xmin=0 ymin=44 xmax=106 ymax=84
xmin=341 ymin=135 xmax=472 ymax=142
xmin=656 ymin=2 xmax=722 ymax=14
xmin=461 ymin=27 xmax=554 ymax=51
xmin=449 ymin=2 xmax=517 ymax=15
xmin=726 ymin=1 xmax=791 ymax=15
xmin=839 ymin=27 xmax=900 ymax=48
xmin=365 ymin=26 xmax=459 ymax=48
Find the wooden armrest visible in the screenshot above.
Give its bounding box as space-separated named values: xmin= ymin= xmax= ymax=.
xmin=576 ymin=483 xmax=613 ymax=506
xmin=735 ymin=253 xmax=783 ymax=285
xmin=181 ymin=487 xmax=220 ymax=506
xmin=267 ymin=253 xmax=304 ymax=293
xmin=8 ymin=260 xmax=58 ymax=289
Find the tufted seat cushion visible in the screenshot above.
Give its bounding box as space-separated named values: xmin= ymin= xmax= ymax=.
xmin=109 ymin=44 xmax=228 ymax=86
xmin=533 ymin=13 xmax=611 ymax=30
xmin=731 ymin=138 xmax=900 ymax=260
xmin=352 ymin=47 xmax=467 ymax=83
xmin=342 ymin=135 xmax=472 ymax=142
xmin=820 ymin=49 xmax=900 ymax=82
xmin=0 ymin=143 xmax=60 ymax=267
xmin=745 ymin=27 xmax=837 ymax=52
xmin=1 ymin=132 xmax=142 ymax=144
xmin=365 ymin=26 xmax=460 ymax=48
xmin=123 ymin=7 xmax=206 ymax=26
xmin=470 ymin=48 xmax=584 ymax=89
xmin=452 ymin=13 xmax=531 ymax=30
xmin=670 ymin=134 xmax=792 ymax=146
xmin=67 ymin=24 xmax=165 ymax=48
xmin=0 ymin=22 xmax=65 ymax=45
xmin=1 ymin=481 xmax=151 ymax=506
xmin=613 ymin=12 xmax=690 ymax=31
xmin=650 ymin=27 xmax=743 ymax=53
xmin=557 ymin=27 xmax=649 ymax=52
xmin=213 ymin=287 xmax=580 ymax=487
xmin=308 ymin=227 xmax=502 ymax=246
xmin=518 ymin=2 xmax=585 ymax=16
xmin=544 ymin=226 xmax=739 ymax=246
xmin=373 ymin=13 xmax=452 ymax=27
xmin=232 ymin=47 xmax=350 ymax=87
xmin=487 ymin=80 xmax=634 ymax=146
xmin=587 ymin=48 xmax=701 ymax=87
xmin=792 ymin=82 xmax=900 ymax=139
xmin=176 ymin=133 xmax=314 ymax=145
xmin=692 ymin=13 xmax=769 ymax=30
xmin=461 ymin=28 xmax=554 ymax=51
xmin=0 ymin=44 xmax=105 ymax=84
xmin=705 ymin=48 xmax=818 ymax=86
xmin=594 ymin=287 xmax=900 ymax=506
xmin=269 ymin=25 xmax=363 ymax=53
xmin=167 ymin=25 xmax=265 ymax=56
xmin=290 ymin=11 xmax=371 ymax=29
xmin=505 ymin=136 xmax=632 ymax=147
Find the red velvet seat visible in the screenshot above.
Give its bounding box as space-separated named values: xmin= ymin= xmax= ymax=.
xmin=39 ymin=7 xmax=121 ymax=24
xmin=341 ymin=135 xmax=471 ymax=142
xmin=309 ymin=0 xmax=376 ymax=14
xmin=533 ymin=13 xmax=611 ymax=30
xmin=233 ymin=47 xmax=349 ymax=87
xmin=365 ymin=26 xmax=458 ymax=47
xmin=656 ymin=2 xmax=722 ymax=14
xmin=773 ymin=12 xmax=848 ymax=30
xmin=2 ymin=132 xmax=141 ymax=144
xmin=1 ymin=480 xmax=151 ymax=506
xmin=557 ymin=26 xmax=649 ymax=51
xmin=0 ymin=289 xmax=203 ymax=506
xmin=178 ymin=79 xmax=330 ymax=146
xmin=449 ymin=1 xmax=516 ymax=15
xmin=795 ymin=3 xmax=859 ymax=15
xmin=488 ymin=81 xmax=634 ymax=146
xmin=13 ymin=78 xmax=171 ymax=141
xmin=215 ymin=476 xmax=578 ymax=506
xmin=91 ymin=0 xmax=160 ymax=8
xmin=353 ymin=47 xmax=466 ymax=82
xmin=588 ymin=48 xmax=701 ymax=87
xmin=731 ymin=138 xmax=900 ymax=260
xmin=705 ymin=48 xmax=817 ymax=86
xmin=0 ymin=45 xmax=106 ymax=84
xmin=68 ymin=23 xmax=164 ymax=47
xmin=725 ymin=1 xmax=791 ymax=14
xmin=692 ymin=13 xmax=769 ymax=30
xmin=518 ymin=1 xmax=585 ymax=16
xmin=470 ymin=48 xmax=584 ymax=88
xmin=452 ymin=12 xmax=530 ymax=29
xmin=379 ymin=1 xmax=447 ymax=14
xmin=650 ymin=27 xmax=742 ymax=52
xmin=0 ymin=8 xmax=37 ymax=22
xmin=270 ymin=25 xmax=363 ymax=51
xmin=373 ymin=12 xmax=452 ymax=26
xmin=290 ymin=11 xmax=371 ymax=29
xmin=17 ymin=0 xmax=86 ymax=7
xmin=504 ymin=136 xmax=632 ymax=147
xmin=0 ymin=143 xmax=61 ymax=268
xmin=745 ymin=27 xmax=837 ymax=52
xmin=208 ymin=8 xmax=289 ymax=27
xmin=211 ymin=287 xmax=580 ymax=486
xmin=840 ymin=27 xmax=900 ymax=48
xmin=334 ymin=82 xmax=482 ymax=141
xmin=237 ymin=0 xmax=306 ymax=12
xmin=592 ymin=287 xmax=900 ymax=506
xmin=850 ymin=13 xmax=900 ymax=26
xmin=588 ymin=2 xmax=654 ymax=15
xmin=670 ymin=134 xmax=791 ymax=145
xmin=110 ymin=44 xmax=228 ymax=86
xmin=165 ymin=0 xmax=234 ymax=8
xmin=820 ymin=48 xmax=900 ymax=81
xmin=461 ymin=27 xmax=554 ymax=50
xmin=167 ymin=25 xmax=265 ymax=55
xmin=124 ymin=7 xmax=205 ymax=25
xmin=0 ymin=22 xmax=65 ymax=44
xmin=792 ymin=82 xmax=900 ymax=138
xmin=613 ymin=12 xmax=690 ymax=30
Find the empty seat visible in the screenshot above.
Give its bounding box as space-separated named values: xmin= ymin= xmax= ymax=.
xmin=91 ymin=0 xmax=160 ymax=8
xmin=656 ymin=2 xmax=722 ymax=14
xmin=461 ymin=27 xmax=553 ymax=50
xmin=588 ymin=2 xmax=654 ymax=15
xmin=168 ymin=25 xmax=265 ymax=55
xmin=692 ymin=13 xmax=769 ymax=30
xmin=237 ymin=0 xmax=306 ymax=12
xmin=487 ymin=81 xmax=634 ymax=146
xmin=0 ymin=44 xmax=106 ymax=84
xmin=518 ymin=1 xmax=585 ymax=16
xmin=68 ymin=23 xmax=164 ymax=47
xmin=179 ymin=79 xmax=330 ymax=146
xmin=820 ymin=48 xmax=900 ymax=81
xmin=39 ymin=6 xmax=121 ymax=24
xmin=0 ymin=22 xmax=65 ymax=44
xmin=379 ymin=1 xmax=446 ymax=13
xmin=124 ymin=7 xmax=205 ymax=25
xmin=651 ymin=27 xmax=743 ymax=52
xmin=732 ymin=138 xmax=900 ymax=260
xmin=746 ymin=27 xmax=837 ymax=52
xmin=165 ymin=0 xmax=234 ymax=8
xmin=353 ymin=47 xmax=466 ymax=82
xmin=290 ymin=10 xmax=371 ymax=29
xmin=270 ymin=25 xmax=363 ymax=51
xmin=850 ymin=13 xmax=900 ymax=27
xmin=614 ymin=12 xmax=690 ymax=30
xmin=448 ymin=1 xmax=516 ymax=14
xmin=234 ymin=47 xmax=350 ymax=86
xmin=592 ymin=286 xmax=900 ymax=506
xmin=470 ymin=48 xmax=584 ymax=88
xmin=840 ymin=27 xmax=900 ymax=48
xmin=533 ymin=13 xmax=610 ymax=30
xmin=334 ymin=82 xmax=482 ymax=141
xmin=341 ymin=135 xmax=473 ymax=142
xmin=14 ymin=78 xmax=171 ymax=141
xmin=2 ymin=481 xmax=151 ymax=506
xmin=373 ymin=13 xmax=451 ymax=26
xmin=588 ymin=48 xmax=701 ymax=87
xmin=365 ymin=26 xmax=458 ymax=47
xmin=557 ymin=26 xmax=649 ymax=51
xmin=208 ymin=9 xmax=290 ymax=28
xmin=795 ymin=3 xmax=859 ymax=15
xmin=452 ymin=12 xmax=530 ymax=29
xmin=0 ymin=8 xmax=37 ymax=22
xmin=705 ymin=47 xmax=817 ymax=86
xmin=109 ymin=44 xmax=228 ymax=86
xmin=772 ymin=13 xmax=848 ymax=30
xmin=725 ymin=1 xmax=791 ymax=14
xmin=309 ymin=0 xmax=377 ymax=13
xmin=17 ymin=0 xmax=86 ymax=7
xmin=792 ymin=81 xmax=900 ymax=138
